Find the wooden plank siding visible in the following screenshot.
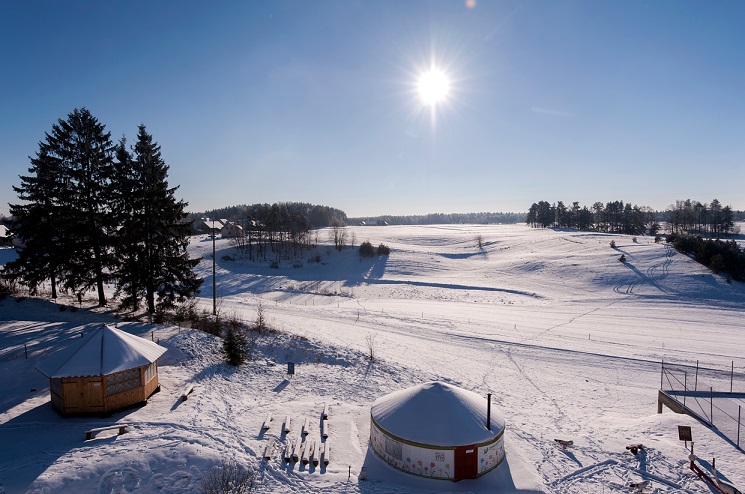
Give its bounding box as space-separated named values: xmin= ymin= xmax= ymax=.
xmin=50 ymin=362 xmax=161 ymax=416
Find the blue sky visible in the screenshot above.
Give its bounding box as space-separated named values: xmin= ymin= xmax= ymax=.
xmin=1 ymin=1 xmax=743 ymax=218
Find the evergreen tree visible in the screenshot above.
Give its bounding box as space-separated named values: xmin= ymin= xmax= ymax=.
xmin=111 ymin=137 xmax=142 ymax=310
xmin=8 ymin=108 xmax=116 ymax=304
xmin=6 ymin=149 xmax=67 ymax=298
xmin=115 ymin=125 xmax=202 ymax=314
xmin=53 ymin=108 xmax=116 ymax=305
xmin=223 ymin=325 xmax=248 ymax=366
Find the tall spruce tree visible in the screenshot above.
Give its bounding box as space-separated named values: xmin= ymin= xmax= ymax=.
xmin=111 ymin=137 xmax=142 ymax=310
xmin=8 ymin=108 xmax=116 ymax=304
xmin=115 ymin=125 xmax=202 ymax=313
xmin=7 ymin=149 xmax=67 ymax=298
xmin=53 ymin=108 xmax=116 ymax=305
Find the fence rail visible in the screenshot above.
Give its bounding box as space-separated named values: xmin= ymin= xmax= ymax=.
xmin=660 ymin=359 xmax=743 ymax=450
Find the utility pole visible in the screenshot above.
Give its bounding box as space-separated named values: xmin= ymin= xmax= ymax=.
xmin=212 ymin=218 xmax=217 ymax=316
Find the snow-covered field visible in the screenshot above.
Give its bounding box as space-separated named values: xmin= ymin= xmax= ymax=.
xmin=1 ymin=224 xmax=743 ymax=493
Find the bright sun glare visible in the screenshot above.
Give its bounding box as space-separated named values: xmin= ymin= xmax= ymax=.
xmin=417 ymin=69 xmax=450 ymax=106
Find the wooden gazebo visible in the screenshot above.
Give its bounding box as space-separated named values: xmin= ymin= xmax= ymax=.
xmin=37 ymin=324 xmax=166 ymax=416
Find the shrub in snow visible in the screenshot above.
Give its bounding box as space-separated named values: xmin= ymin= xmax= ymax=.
xmin=377 ymin=243 xmax=390 ymax=255
xmin=0 ymin=275 xmax=19 ymax=299
xmin=223 ymin=324 xmax=248 ymax=366
xmin=619 ymin=254 xmax=626 ymax=263
xmin=201 ymin=459 xmax=256 ymax=494
xmin=359 ymin=241 xmax=375 ymax=258
xmin=610 ymin=240 xmax=616 ymax=249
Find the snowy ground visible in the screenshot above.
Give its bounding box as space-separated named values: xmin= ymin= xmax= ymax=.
xmin=1 ymin=224 xmax=743 ymax=493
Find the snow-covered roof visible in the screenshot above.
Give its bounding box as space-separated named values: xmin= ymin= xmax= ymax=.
xmin=0 ymin=225 xmax=9 ymax=237
xmin=371 ymin=381 xmax=504 ymax=447
xmin=36 ymin=325 xmax=167 ymax=379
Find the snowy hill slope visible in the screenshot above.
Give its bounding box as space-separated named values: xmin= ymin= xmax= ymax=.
xmin=1 ymin=224 xmax=743 ymax=493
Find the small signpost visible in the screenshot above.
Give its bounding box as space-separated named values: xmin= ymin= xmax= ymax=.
xmin=288 ymin=362 xmax=295 ymax=378
xmin=678 ymin=425 xmax=692 ymax=450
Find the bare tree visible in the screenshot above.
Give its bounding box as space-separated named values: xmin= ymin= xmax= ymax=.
xmin=255 ymin=299 xmax=266 ymax=332
xmin=365 ymin=333 xmax=377 ymax=362
xmin=201 ymin=459 xmax=256 ymax=494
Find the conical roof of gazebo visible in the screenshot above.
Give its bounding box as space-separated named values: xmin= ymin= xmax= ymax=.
xmin=36 ymin=324 xmax=166 ymax=379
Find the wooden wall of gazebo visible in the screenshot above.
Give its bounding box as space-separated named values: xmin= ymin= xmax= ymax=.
xmin=49 ymin=361 xmax=160 ymax=416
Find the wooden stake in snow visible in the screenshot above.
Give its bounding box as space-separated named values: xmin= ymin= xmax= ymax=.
xmin=282 ymin=415 xmax=291 ymax=433
xmin=322 ymin=403 xmax=329 ymax=420
xmin=301 ymin=417 xmax=309 ymax=436
xmin=322 ymin=420 xmax=330 ymax=438
xmin=262 ymin=413 xmax=272 ymax=430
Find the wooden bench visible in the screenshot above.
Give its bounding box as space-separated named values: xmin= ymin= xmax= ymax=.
xmin=85 ymin=424 xmax=131 ymax=440
xmin=292 ymin=438 xmax=305 ymax=462
xmin=262 ymin=413 xmax=272 ymax=430
xmin=181 ymin=384 xmax=194 ymax=401
xmin=322 ymin=441 xmax=330 ymax=465
xmin=263 ymin=439 xmax=275 ymax=460
xmin=554 ymin=439 xmax=573 ymax=450
xmin=301 ymin=417 xmax=309 ymax=436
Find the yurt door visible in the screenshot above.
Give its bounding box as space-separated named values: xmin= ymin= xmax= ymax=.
xmin=454 ymin=444 xmax=478 ymax=480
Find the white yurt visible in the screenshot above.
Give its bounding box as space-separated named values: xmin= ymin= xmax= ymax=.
xmin=37 ymin=324 xmax=167 ymax=416
xmin=370 ymin=381 xmax=505 ymax=481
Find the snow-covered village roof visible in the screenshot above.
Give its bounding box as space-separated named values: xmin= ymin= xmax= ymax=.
xmin=36 ymin=325 xmax=167 ymax=379
xmin=371 ymin=381 xmax=504 ymax=447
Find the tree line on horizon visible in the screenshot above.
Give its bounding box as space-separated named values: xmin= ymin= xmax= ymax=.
xmin=526 ymin=199 xmax=740 ymax=236
xmin=4 ymin=108 xmax=202 ymax=313
xmin=350 ymin=211 xmax=525 ymax=226
xmin=187 ymin=202 xmax=347 ymax=230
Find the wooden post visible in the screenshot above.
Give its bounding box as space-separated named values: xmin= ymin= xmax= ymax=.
xmin=24 ymin=345 xmax=28 ymax=359
xmin=695 ymin=360 xmax=699 ymax=391
xmin=732 ymin=361 xmax=735 ymax=393
xmin=710 ymin=387 xmax=714 ymax=425
xmin=683 ymin=372 xmax=687 ymax=407
xmin=738 ymin=406 xmax=741 ymax=450
xmin=660 ymin=359 xmax=664 ymax=390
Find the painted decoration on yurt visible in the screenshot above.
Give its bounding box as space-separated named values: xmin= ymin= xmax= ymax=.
xmin=370 ymin=419 xmax=456 ymax=479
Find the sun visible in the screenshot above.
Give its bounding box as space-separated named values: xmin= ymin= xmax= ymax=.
xmin=417 ymin=69 xmax=450 ymax=106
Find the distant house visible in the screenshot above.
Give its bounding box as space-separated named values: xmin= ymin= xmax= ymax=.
xmin=198 ymin=218 xmax=226 ymax=236
xmin=221 ymin=221 xmax=243 ymax=239
xmin=0 ymin=225 xmax=9 ymax=246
